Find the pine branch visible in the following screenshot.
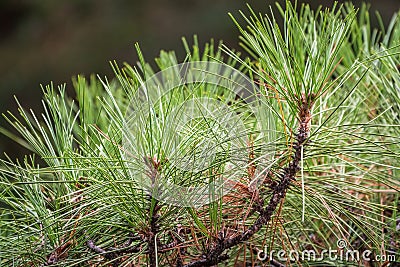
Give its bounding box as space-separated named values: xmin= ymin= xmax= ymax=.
xmin=182 ymin=94 xmax=314 ymax=267
xmin=145 ymin=156 xmax=162 ymax=267
xmin=87 ymin=235 xmax=144 ymax=265
xmin=148 ymin=198 xmax=161 ymax=267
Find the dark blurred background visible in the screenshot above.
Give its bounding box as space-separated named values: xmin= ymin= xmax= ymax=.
xmin=1 ymin=0 xmax=399 ymax=159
